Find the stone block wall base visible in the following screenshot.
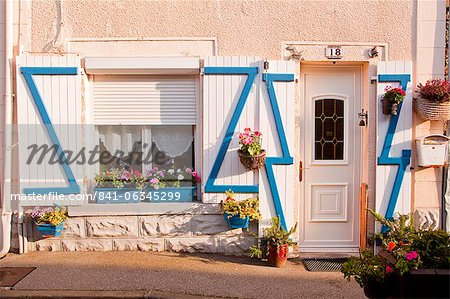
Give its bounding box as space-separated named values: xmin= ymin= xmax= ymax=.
xmin=28 ymin=214 xmax=256 ymax=255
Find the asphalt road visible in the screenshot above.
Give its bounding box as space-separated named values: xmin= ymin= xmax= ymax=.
xmin=0 ymin=251 xmax=365 ymax=298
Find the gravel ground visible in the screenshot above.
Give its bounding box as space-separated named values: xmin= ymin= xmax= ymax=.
xmin=0 ymin=251 xmax=365 ymax=298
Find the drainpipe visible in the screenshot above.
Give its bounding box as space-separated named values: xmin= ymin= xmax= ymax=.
xmin=1 ymin=0 xmax=14 ymax=258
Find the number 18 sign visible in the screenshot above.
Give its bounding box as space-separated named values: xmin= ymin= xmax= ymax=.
xmin=325 ymin=46 xmax=343 ymax=59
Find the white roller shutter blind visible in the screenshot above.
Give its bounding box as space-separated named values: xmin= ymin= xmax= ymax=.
xmin=92 ymin=75 xmax=197 ymax=125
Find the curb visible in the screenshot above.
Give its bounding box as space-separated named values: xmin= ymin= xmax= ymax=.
xmin=0 ymin=290 xmax=231 ymax=299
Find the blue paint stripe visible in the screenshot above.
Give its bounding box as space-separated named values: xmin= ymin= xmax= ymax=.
xmin=20 ymin=67 xmax=80 ymax=195
xmin=204 ymin=66 xmax=259 ymax=193
xmin=262 ymin=73 xmax=295 ymax=231
xmin=21 ymin=67 xmax=79 ymax=75
xmin=377 ymin=74 xmax=411 ymax=225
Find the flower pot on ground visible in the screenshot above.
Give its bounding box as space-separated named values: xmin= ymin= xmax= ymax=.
xmin=221 ymin=190 xmax=261 ymax=229
xmin=381 ymin=86 xmax=406 ymax=116
xmin=414 ymin=79 xmax=450 ymax=121
xmin=341 ymin=209 xmax=450 ymax=298
xmin=238 ymin=128 xmax=266 ymax=171
xmin=267 ymin=244 xmax=289 ymax=268
xmin=250 ymin=217 xmax=298 ymax=268
xmin=30 ymin=206 xmax=67 ymax=238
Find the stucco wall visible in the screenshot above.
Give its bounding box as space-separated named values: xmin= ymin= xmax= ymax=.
xmin=14 ymin=0 xmax=446 ymax=234
xmin=29 ymin=0 xmax=414 ymax=60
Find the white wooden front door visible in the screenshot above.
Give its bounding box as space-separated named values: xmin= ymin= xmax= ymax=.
xmin=300 ymin=65 xmax=362 ymax=253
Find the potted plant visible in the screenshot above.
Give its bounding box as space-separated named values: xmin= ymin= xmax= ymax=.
xmin=221 ymin=190 xmax=261 ymax=229
xmin=250 ymin=217 xmax=297 ymax=268
xmin=94 ymin=167 xmax=146 ymax=203
xmin=30 ymin=206 xmax=68 ymax=238
xmin=342 ymin=210 xmax=450 ymax=299
xmin=145 ymin=166 xmax=200 ymax=202
xmin=238 ymin=128 xmax=266 ymax=171
xmin=414 ymin=79 xmax=450 ymax=121
xmin=381 ymin=86 xmax=406 ymax=115
xmin=94 ymin=165 xmax=201 ymax=203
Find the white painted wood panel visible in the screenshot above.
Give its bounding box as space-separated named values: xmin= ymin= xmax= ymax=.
xmin=376 ymin=61 xmax=413 ymax=221
xmin=258 ymin=60 xmax=296 ymax=230
xmin=16 ymin=55 xmax=84 ymax=206
xmin=202 ymin=56 xmax=261 ymax=203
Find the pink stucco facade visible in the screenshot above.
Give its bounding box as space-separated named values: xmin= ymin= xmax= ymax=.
xmin=0 ymin=0 xmax=448 ymax=254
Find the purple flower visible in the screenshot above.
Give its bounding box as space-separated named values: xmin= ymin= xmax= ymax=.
xmin=156 ymin=171 xmax=164 ymax=177
xmin=153 ymin=166 xmax=159 ymax=171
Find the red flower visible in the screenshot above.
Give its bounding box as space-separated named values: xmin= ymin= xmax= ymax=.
xmin=387 ymin=241 xmax=396 ymax=251
xmin=386 ymin=265 xmax=393 ymax=273
xmin=244 ymin=127 xmax=251 ymax=133
xmin=254 ymin=131 xmax=262 ymax=137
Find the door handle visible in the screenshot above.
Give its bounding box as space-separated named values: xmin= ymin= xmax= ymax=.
xmin=299 ymin=161 xmax=303 ymax=182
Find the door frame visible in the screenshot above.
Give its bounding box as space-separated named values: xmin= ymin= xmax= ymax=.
xmin=297 ymin=62 xmax=369 ymax=253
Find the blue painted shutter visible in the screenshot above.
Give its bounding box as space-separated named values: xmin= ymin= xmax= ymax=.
xmin=202 ymin=57 xmax=296 ymax=230
xmin=16 ymin=55 xmax=85 ymax=205
xmin=376 ymin=61 xmax=413 ymax=226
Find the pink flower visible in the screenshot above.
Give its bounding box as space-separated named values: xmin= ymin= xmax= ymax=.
xmin=134 ymin=170 xmax=142 ymax=178
xmin=150 ymin=178 xmax=159 ymax=184
xmin=192 ymin=171 xmax=201 ymax=183
xmin=185 ymin=168 xmax=192 ymax=174
xmin=239 ymin=133 xmax=245 ymax=140
xmin=405 ymin=251 xmax=418 ymax=261
xmin=121 ymin=170 xmax=131 ymax=180
xmin=254 ymin=131 xmax=262 ymax=137
xmin=386 ymin=266 xmax=393 ymax=273
xmin=244 ymin=127 xmax=251 ymax=133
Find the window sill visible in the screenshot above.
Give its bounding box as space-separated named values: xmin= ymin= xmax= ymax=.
xmin=68 ymin=202 xmax=221 ymax=217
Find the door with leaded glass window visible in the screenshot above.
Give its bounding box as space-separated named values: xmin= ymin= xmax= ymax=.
xmin=300 ymin=65 xmax=362 ymax=253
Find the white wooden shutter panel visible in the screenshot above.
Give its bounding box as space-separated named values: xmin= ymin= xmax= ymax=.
xmin=202 ymin=56 xmax=296 ymax=231
xmin=376 ymin=61 xmax=413 ymax=222
xmin=92 ymin=75 xmax=197 ymax=125
xmin=16 ymin=55 xmax=85 ymax=205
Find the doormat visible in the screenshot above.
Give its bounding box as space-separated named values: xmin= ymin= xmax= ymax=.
xmin=0 ymin=267 xmax=35 ymax=288
xmin=301 ymin=258 xmax=348 ymax=272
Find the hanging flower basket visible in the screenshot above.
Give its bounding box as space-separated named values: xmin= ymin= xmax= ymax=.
xmin=415 ymin=79 xmax=450 ymax=121
xmin=238 ymin=149 xmax=266 ymax=171
xmin=36 ymin=222 xmax=65 ymax=238
xmin=414 ymin=96 xmax=450 ymax=121
xmin=223 ymin=213 xmax=250 ymax=229
xmin=381 ymin=86 xmax=405 ymax=116
xmin=381 ymin=98 xmax=401 ymax=116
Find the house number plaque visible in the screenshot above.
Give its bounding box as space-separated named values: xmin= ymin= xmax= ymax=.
xmin=325 ymin=46 xmax=343 ymax=59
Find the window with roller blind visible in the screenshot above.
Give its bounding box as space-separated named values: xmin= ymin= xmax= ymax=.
xmin=91 ymin=75 xmax=199 ymax=193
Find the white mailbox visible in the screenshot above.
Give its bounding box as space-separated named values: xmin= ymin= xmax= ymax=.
xmin=416 ymin=135 xmax=450 ymax=167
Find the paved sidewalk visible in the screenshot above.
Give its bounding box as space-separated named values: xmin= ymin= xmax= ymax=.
xmin=0 ymin=251 xmax=364 ymax=298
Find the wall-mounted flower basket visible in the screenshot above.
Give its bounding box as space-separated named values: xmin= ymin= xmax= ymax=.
xmin=414 ymin=97 xmax=450 ymax=121
xmin=238 ymin=149 xmax=266 ymax=171
xmin=221 ymin=191 xmax=261 ymax=229
xmin=36 ymin=222 xmax=65 ymax=238
xmin=381 ymin=98 xmax=399 ymax=116
xmin=238 ymin=128 xmax=266 ymax=171
xmin=94 ymin=186 xmax=196 ymax=203
xmin=94 ymin=188 xmax=142 ymax=204
xmin=146 ymin=186 xmax=195 ymax=202
xmin=223 ymin=213 xmax=250 ymax=229
xmin=414 ymin=79 xmax=450 ymax=121
xmin=381 ymin=86 xmax=406 ymax=116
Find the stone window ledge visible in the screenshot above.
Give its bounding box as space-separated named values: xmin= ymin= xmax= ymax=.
xmin=68 ymin=202 xmax=221 ymax=217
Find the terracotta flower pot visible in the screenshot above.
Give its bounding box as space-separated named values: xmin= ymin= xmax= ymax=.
xmin=267 ymin=244 xmax=289 ymax=268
